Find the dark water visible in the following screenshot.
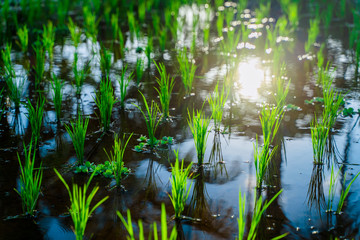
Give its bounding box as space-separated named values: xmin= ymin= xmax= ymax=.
xmin=1 ymin=1 xmax=360 ymax=239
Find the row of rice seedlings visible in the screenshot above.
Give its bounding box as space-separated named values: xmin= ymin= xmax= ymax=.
xmin=104 ymin=133 xmax=132 ymax=187
xmin=136 ymin=58 xmax=145 ymax=86
xmin=327 ymin=165 xmax=360 ymax=214
xmin=100 ymin=47 xmax=112 ymax=77
xmin=134 ymin=91 xmax=162 ymax=148
xmin=16 ymin=25 xmax=29 ymax=53
xmin=83 ymin=6 xmax=99 ymax=44
xmin=207 ymin=82 xmax=229 ymax=132
xmin=154 ymin=61 xmax=175 ymax=119
xmin=25 ymin=97 xmax=45 ymax=144
xmin=14 ymin=141 xmax=43 ymax=216
xmin=50 ymin=74 xmax=64 ymax=121
xmin=304 ymin=18 xmax=320 ymax=53
xmin=65 ymin=114 xmax=89 ymax=165
xmin=187 ymin=109 xmax=211 ymax=165
xmin=311 ymin=115 xmax=330 ymax=164
xmin=117 ymin=64 xmax=133 ymax=108
xmin=54 ymin=169 xmax=108 ymax=240
xmin=117 ymin=203 xmax=177 ymax=240
xmin=238 ymin=189 xmax=286 ymax=239
xmin=177 ymin=48 xmax=197 ymax=95
xmin=169 ymin=150 xmax=194 ymax=219
xmin=42 ymin=21 xmax=56 ymax=62
xmin=32 ymin=41 xmax=46 ymax=87
xmin=93 ymin=77 xmax=117 ymax=132
xmin=67 ymin=18 xmax=82 ymax=49
xmin=73 ymin=52 xmax=90 ymax=95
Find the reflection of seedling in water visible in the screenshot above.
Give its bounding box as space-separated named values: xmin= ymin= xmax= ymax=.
xmin=188 ymin=109 xmax=211 ymax=165
xmin=177 ymin=48 xmax=197 ymax=95
xmin=25 ymin=97 xmax=45 ymax=144
xmin=16 ymin=25 xmax=28 ymax=53
xmin=50 ymin=74 xmax=64 ymax=121
xmin=67 ymin=18 xmax=82 ymax=49
xmin=42 ymin=21 xmax=56 ymax=61
xmin=14 ymin=141 xmax=43 ymax=216
xmin=65 ymin=114 xmax=89 ymax=165
xmin=169 ymin=150 xmax=193 ymax=219
xmin=93 ymin=76 xmax=117 ymax=132
xmin=117 ymin=64 xmax=133 ymax=108
xmin=154 ymin=61 xmax=175 ymax=119
xmin=54 ymin=169 xmax=108 ymax=240
xmin=207 ymin=82 xmax=229 ymax=132
xmin=117 ymin=203 xmax=177 ymax=240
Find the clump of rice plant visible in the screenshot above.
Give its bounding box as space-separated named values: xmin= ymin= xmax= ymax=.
xmin=110 ymin=13 xmax=119 ymax=40
xmin=133 ymin=91 xmax=162 ymax=148
xmin=136 ymin=58 xmax=145 ymax=86
xmin=73 ymin=52 xmax=90 ymax=95
xmin=221 ymin=28 xmax=241 ymax=56
xmin=5 ymin=76 xmax=24 ymax=110
xmin=16 ymin=25 xmax=29 ymax=53
xmin=216 ymin=11 xmax=224 ymax=37
xmin=83 ymin=6 xmax=99 ymax=44
xmin=117 ymin=64 xmax=134 ymax=108
xmin=260 ymin=105 xmax=284 ymax=144
xmin=104 ymin=133 xmax=132 ymax=187
xmin=118 ymin=29 xmax=126 ymax=56
xmin=25 ymin=97 xmax=45 ymax=144
xmin=177 ymin=48 xmax=197 ymax=95
xmin=187 ymin=109 xmax=211 ymax=165
xmin=65 ymin=114 xmax=89 ymax=165
xmin=1 ymin=43 xmax=15 ymax=78
xmin=311 ymin=115 xmax=330 ymax=164
xmin=42 ymin=21 xmax=56 ymax=61
xmin=93 ymin=77 xmax=117 ymax=132
xmin=32 ymin=41 xmax=46 ymax=87
xmin=67 ymin=18 xmax=82 ymax=49
xmin=127 ymin=11 xmax=140 ymax=41
xmin=273 ymin=66 xmax=290 ymax=108
xmin=145 ymin=34 xmax=153 ymax=64
xmin=154 ymin=61 xmax=175 ymax=119
xmin=14 ymin=141 xmax=43 ymax=216
xmin=169 ymin=150 xmax=193 ymax=219
xmin=54 ymin=169 xmax=108 ymax=240
xmin=207 ymin=82 xmax=229 ymax=132
xmin=100 ymin=47 xmax=112 ymax=77
xmin=305 ymin=18 xmax=320 ymax=53
xmin=117 ymin=203 xmax=177 ymax=240
xmin=159 ymin=27 xmax=167 ymax=52
xmin=50 ymin=73 xmax=64 ymax=121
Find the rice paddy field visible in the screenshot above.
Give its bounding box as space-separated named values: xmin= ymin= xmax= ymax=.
xmin=1 ymin=0 xmax=360 ymax=239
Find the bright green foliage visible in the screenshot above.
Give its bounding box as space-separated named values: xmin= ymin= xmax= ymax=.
xmin=1 ymin=43 xmax=15 ymax=78
xmin=255 ymin=1 xmax=271 ymax=22
xmin=104 ymin=133 xmax=132 ymax=187
xmin=50 ymin=73 xmax=64 ymax=120
xmin=159 ymin=27 xmax=167 ymax=52
xmin=25 ymin=97 xmax=45 ymax=143
xmin=118 ymin=29 xmax=125 ymax=56
xmin=54 ymin=169 xmax=108 ymax=240
xmin=83 ymin=6 xmax=98 ymax=43
xmin=317 ymin=43 xmax=325 ymax=69
xmin=145 ymin=34 xmax=153 ymax=64
xmin=42 ymin=21 xmax=56 ymax=61
xmin=154 ymin=61 xmax=175 ymax=118
xmin=110 ymin=13 xmax=119 ymax=40
xmin=32 ymin=41 xmax=46 ymax=87
xmin=65 ymin=114 xmax=89 ymax=165
xmin=273 ymin=65 xmax=290 ymax=108
xmin=17 ymin=25 xmax=29 ymax=53
xmin=67 ymin=18 xmax=82 ymax=49
xmin=100 ymin=48 xmax=112 ymax=77
xmin=305 ymin=18 xmax=320 ymax=53
xmin=237 ymin=190 xmax=246 ymax=240
xmin=260 ymin=105 xmax=284 ymax=144
xmin=134 ymin=91 xmax=162 ymax=148
xmin=217 ymin=11 xmax=224 ymax=37
xmin=136 ymin=58 xmax=145 ymax=86
xmin=327 ymin=164 xmax=341 ymax=212
xmin=169 ymin=150 xmax=193 ymax=219
xmin=311 ymin=115 xmax=330 ymax=164
xmin=117 ymin=204 xmax=177 ymax=240
xmin=73 ymin=52 xmax=90 ymax=95
xmin=177 ymin=48 xmax=197 ymax=95
xmin=127 ymin=11 xmax=140 ymax=40
xmin=207 ymin=82 xmax=229 ymax=132
xmin=117 ymin=64 xmax=134 ymax=108
xmin=93 ymin=77 xmax=117 ymax=132
xmin=187 ymin=109 xmax=211 ymax=165
xmin=14 ymin=141 xmax=43 ymax=216
xmin=221 ymin=28 xmax=241 ymax=55
xmin=138 ymin=1 xmax=146 ymax=22
xmin=337 ymin=171 xmax=360 ymax=214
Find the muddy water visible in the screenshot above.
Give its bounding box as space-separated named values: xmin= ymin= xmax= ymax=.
xmin=1 ymin=1 xmax=360 ymax=239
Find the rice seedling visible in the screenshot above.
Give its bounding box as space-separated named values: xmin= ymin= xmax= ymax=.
xmin=221 ymin=28 xmax=241 ymax=55
xmin=153 ymin=14 xmax=161 ymax=35
xmin=117 ymin=64 xmax=134 ymax=108
xmin=32 ymin=41 xmax=46 ymax=87
xmin=104 ymin=133 xmax=132 ymax=187
xmin=159 ymin=27 xmax=167 ymax=52
xmin=145 ymin=34 xmax=153 ymax=64
xmin=110 ymin=13 xmax=119 ymax=40
xmin=177 ymin=48 xmax=197 ymax=95
xmin=100 ymin=47 xmax=112 ymax=77
xmin=65 ymin=114 xmax=89 ymax=165
xmin=57 ymin=0 xmax=70 ymax=26
xmin=67 ymin=18 xmax=82 ymax=49
xmin=253 ymin=136 xmax=278 ymax=189
xmin=259 ymin=105 xmax=284 ymax=144
xmin=322 ymin=4 xmax=334 ymax=30
xmin=50 ymin=74 xmax=64 ymax=121
xmin=117 ymin=203 xmax=177 ymax=240
xmin=337 ymin=171 xmax=360 ymax=214
xmin=273 ymin=66 xmax=290 ymax=108
xmin=154 ymin=61 xmax=175 ymax=119
xmin=25 ymin=97 xmax=45 ymax=144
xmin=169 ymin=150 xmax=193 ymax=219
xmin=237 ymin=0 xmax=248 ymax=13
xmin=93 ymin=77 xmax=117 ymax=132
xmin=134 ymin=91 xmax=162 ymax=148
xmin=216 ymin=11 xmax=224 ymax=37
xmin=83 ymin=6 xmax=98 ymax=44
xmin=1 ymin=43 xmax=15 ymax=78
xmin=317 ymin=43 xmax=325 ymax=70
xmin=42 ymin=21 xmax=56 ymax=61
xmin=73 ymin=52 xmax=90 ymax=95
xmin=136 ymin=58 xmax=145 ymax=86
xmin=338 ymin=0 xmax=346 ymax=18
xmin=118 ymin=29 xmax=126 ymax=56
xmin=127 ymin=11 xmax=140 ymax=41
xmin=304 ymin=18 xmax=320 ymax=53
xmin=255 ymin=1 xmax=271 ymax=23
xmin=207 ymin=82 xmax=229 ymax=132
xmin=187 ymin=109 xmax=211 ymax=165
xmin=54 ymin=169 xmax=108 ymax=240
xmin=138 ymin=0 xmax=146 ymax=22
xmin=311 ymin=115 xmax=330 ymax=164
xmin=14 ymin=141 xmax=43 ymax=216
xmin=5 ymin=77 xmax=24 ymax=110
xmin=16 ymin=25 xmax=28 ymax=53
